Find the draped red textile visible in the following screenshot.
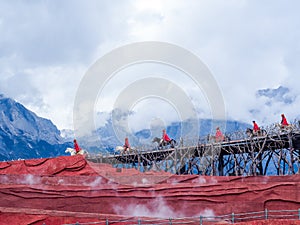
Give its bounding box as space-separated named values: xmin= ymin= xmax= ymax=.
xmin=0 ymin=155 xmax=299 ymax=225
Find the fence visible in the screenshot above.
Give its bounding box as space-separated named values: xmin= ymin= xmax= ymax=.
xmin=56 ymin=208 xmax=300 ymax=225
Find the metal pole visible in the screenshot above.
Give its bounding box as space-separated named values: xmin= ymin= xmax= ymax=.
xmin=231 ymin=213 xmax=235 ymax=224
xmin=200 ymin=215 xmax=203 ymax=225
xmin=138 ymin=218 xmax=141 ymax=225
xmin=265 ymin=208 xmax=268 ymax=219
xmin=169 ymin=218 xmax=172 ymax=225
xmin=106 ymin=218 xmax=109 ymax=225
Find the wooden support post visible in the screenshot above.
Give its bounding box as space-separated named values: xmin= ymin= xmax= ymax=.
xmin=257 ymin=153 xmax=263 ymax=175
xmin=288 ymin=132 xmax=295 ymax=174
xmin=211 ymin=145 xmax=215 ymax=176
xmin=218 ymin=152 xmax=224 ymax=176
xmin=174 ymin=148 xmax=177 ymax=174
xmin=137 ymin=154 xmax=140 ymax=172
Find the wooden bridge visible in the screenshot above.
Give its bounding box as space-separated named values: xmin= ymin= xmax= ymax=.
xmin=87 ymin=125 xmax=300 ymax=176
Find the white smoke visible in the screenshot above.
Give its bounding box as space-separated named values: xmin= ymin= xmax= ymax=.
xmin=209 ymin=177 xmax=218 ymax=184
xmin=192 ymin=176 xmax=207 ymax=184
xmin=18 ymin=174 xmax=41 ymax=185
xmin=107 ymin=179 xmax=119 ymax=191
xmin=113 ymin=197 xmax=184 ymax=218
xmin=0 ymin=175 xmax=9 ymax=184
xmin=84 ymin=177 xmax=103 ymax=187
xmin=166 ymin=177 xmax=179 ymax=185
xmin=142 ymin=178 xmax=149 ymax=184
xmin=197 ymin=208 xmax=215 ymax=220
xmin=58 ymin=178 xmax=65 ymax=185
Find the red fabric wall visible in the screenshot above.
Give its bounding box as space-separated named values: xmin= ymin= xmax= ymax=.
xmin=0 ymin=155 xmax=299 ymax=225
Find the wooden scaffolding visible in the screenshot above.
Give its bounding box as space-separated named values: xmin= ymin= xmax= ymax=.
xmin=87 ymin=123 xmax=300 ymax=176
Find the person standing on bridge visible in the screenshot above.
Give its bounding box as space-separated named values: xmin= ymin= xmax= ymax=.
xmin=281 ymin=114 xmax=289 ymax=128
xmin=252 ymin=121 xmax=260 ymax=135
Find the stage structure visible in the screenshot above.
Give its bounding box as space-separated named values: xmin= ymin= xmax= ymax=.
xmin=86 ymin=122 xmax=300 ymax=176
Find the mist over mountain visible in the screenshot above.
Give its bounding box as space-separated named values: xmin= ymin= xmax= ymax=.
xmin=0 ymin=94 xmax=250 ymax=160
xmin=256 ymin=86 xmax=295 ymax=105
xmin=74 ymin=109 xmax=250 ymax=153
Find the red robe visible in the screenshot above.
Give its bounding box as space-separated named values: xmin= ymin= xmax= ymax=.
xmin=281 ymin=116 xmax=289 ymax=126
xmin=74 ymin=142 xmax=81 ymax=153
xmin=123 ymin=139 xmax=130 ymax=150
xmin=215 ymin=130 xmax=224 ymax=141
xmin=163 ymin=133 xmax=171 ymax=142
xmin=253 ymin=122 xmax=260 ymax=132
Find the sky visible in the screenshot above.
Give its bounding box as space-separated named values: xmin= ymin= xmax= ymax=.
xmin=0 ymin=0 xmax=300 ymax=134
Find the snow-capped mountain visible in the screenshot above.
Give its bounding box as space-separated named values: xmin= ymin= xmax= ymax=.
xmin=0 ymin=94 xmax=71 ymax=161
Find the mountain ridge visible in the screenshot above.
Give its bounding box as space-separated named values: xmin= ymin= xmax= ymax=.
xmin=0 ymin=94 xmax=71 ymax=161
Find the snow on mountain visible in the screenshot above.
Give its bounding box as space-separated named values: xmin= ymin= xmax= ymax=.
xmin=60 ymin=128 xmax=74 ymax=141
xmin=256 ymin=86 xmax=295 ymax=105
xmin=0 ymin=94 xmax=62 ymax=144
xmin=0 ymin=94 xmax=71 ymax=161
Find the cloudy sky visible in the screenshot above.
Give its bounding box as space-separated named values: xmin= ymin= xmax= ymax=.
xmin=0 ymin=0 xmax=299 ymax=133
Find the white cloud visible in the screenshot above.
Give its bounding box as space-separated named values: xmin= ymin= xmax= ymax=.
xmin=0 ymin=65 xmax=86 ymax=129
xmin=0 ymin=0 xmax=299 ymax=131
